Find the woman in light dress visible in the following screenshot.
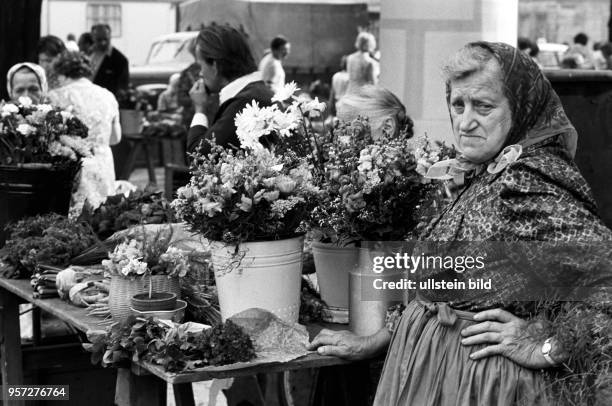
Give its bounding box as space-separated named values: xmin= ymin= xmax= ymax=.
xmin=48 ymin=51 xmax=122 ymax=217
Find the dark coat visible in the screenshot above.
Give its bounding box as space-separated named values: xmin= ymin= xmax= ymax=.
xmin=93 ymin=47 xmax=129 ymax=97
xmin=187 ymin=80 xmax=274 ymax=155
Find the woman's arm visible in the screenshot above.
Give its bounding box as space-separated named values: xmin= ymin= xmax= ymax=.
xmin=109 ymin=113 xmax=121 ymax=146
xmin=307 ymin=326 xmax=392 ymax=360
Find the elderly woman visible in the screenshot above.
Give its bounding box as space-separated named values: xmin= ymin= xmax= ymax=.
xmin=336 ymin=85 xmax=413 ymax=139
xmin=6 ymin=62 xmax=48 ymax=104
xmin=48 ymin=51 xmax=121 ymax=217
xmin=308 ymin=41 xmax=612 ymax=405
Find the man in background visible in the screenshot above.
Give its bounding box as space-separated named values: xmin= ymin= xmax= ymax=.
xmin=565 ymin=32 xmax=594 ymax=69
xmin=65 ymin=33 xmax=79 ymax=52
xmin=258 ymin=35 xmax=290 ymax=93
xmin=78 ymin=32 xmax=94 ymax=55
xmin=90 ymin=23 xmax=129 ymax=98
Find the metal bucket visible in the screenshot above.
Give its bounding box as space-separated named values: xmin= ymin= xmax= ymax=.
xmin=349 ymin=247 xmax=403 ymax=336
xmin=312 ymin=242 xmax=359 ymax=309
xmin=210 ymin=235 xmax=304 ymax=323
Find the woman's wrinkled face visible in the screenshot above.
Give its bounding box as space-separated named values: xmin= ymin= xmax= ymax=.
xmin=449 ymin=60 xmax=512 ymax=164
xmin=11 ymin=70 xmax=42 ymax=104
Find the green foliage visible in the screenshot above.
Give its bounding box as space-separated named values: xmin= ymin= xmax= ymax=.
xmin=89 ymin=316 xmax=256 ymax=372
xmin=2 ymin=213 xmax=98 ymax=278
xmin=78 ymin=188 xmax=176 ymax=240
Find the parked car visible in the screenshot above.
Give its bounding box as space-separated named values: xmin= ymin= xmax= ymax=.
xmin=130 ymin=31 xmax=198 ymax=88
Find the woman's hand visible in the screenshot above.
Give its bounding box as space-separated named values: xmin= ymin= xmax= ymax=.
xmin=189 ymin=79 xmax=210 ymax=114
xmin=307 ymin=327 xmax=391 ymax=361
xmin=460 ymin=308 xmax=564 ymax=369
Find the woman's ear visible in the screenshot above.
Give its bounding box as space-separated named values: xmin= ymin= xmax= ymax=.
xmin=381 ymin=116 xmax=397 ymax=137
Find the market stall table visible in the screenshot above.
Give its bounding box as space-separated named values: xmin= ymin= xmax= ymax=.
xmin=0 ymin=277 xmax=351 ymax=406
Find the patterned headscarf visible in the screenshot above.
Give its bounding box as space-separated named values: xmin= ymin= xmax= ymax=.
xmin=6 ymin=62 xmax=49 ymax=98
xmin=426 ymin=42 xmax=578 ymax=183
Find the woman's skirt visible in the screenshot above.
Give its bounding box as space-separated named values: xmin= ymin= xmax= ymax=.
xmin=373 ymin=300 xmax=549 ymax=406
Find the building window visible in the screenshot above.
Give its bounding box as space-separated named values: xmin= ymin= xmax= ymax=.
xmin=86 ymin=4 xmax=122 ymax=37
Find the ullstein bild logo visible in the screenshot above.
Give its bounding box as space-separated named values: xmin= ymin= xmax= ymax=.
xmin=372 ymin=278 xmax=493 ymax=291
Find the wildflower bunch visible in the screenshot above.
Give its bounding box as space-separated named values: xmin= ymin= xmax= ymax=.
xmin=0 ymin=96 xmax=90 ymax=165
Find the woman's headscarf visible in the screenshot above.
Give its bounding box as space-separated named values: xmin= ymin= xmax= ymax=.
xmin=426 ymin=41 xmax=577 ymax=183
xmin=461 ymin=41 xmax=577 ymax=157
xmin=6 ymin=62 xmax=49 ymax=98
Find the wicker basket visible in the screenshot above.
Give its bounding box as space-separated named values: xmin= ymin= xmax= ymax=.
xmin=108 ymin=275 xmax=181 ymax=322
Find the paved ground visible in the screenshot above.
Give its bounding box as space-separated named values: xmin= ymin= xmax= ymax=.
xmin=127 ymin=166 xmax=167 ymax=193
xmin=167 ymin=381 xmax=229 ymax=406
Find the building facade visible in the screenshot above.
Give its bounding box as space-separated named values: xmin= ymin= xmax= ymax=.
xmin=40 ymin=0 xmax=181 ymax=65
xmin=519 ymin=0 xmax=610 ymax=45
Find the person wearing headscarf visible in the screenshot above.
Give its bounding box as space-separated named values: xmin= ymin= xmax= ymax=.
xmin=308 ymin=42 xmax=612 ymax=405
xmin=48 ymin=51 xmax=121 ymax=217
xmin=7 ymin=63 xmax=50 ymax=343
xmin=6 ymin=62 xmax=48 ymax=104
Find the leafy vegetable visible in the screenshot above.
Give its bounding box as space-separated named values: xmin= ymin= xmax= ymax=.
xmin=1 ymin=213 xmax=98 ymax=278
xmin=89 ymin=316 xmax=255 ymax=372
xmin=78 ymin=188 xmax=176 ymax=240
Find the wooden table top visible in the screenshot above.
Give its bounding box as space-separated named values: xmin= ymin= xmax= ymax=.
xmin=0 ymin=277 xmax=351 ymax=384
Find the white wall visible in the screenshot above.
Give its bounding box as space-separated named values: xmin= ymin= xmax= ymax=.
xmin=41 ymin=1 xmax=177 ymax=66
xmin=379 ymin=0 xmax=518 ymax=145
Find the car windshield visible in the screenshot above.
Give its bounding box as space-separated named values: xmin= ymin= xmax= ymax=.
xmin=146 ymin=39 xmax=193 ymax=65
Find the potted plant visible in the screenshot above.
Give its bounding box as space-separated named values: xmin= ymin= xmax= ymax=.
xmin=116 ymin=85 xmax=152 ymax=134
xmin=306 ymin=117 xmax=453 ymax=319
xmin=171 ymin=83 xmax=323 ymax=323
xmin=0 ymin=97 xmax=91 ymax=245
xmin=101 ymin=227 xmax=190 ymax=322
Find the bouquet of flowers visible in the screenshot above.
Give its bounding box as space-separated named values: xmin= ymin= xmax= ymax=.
xmin=234 ymin=82 xmax=326 ymax=161
xmin=172 ymin=82 xmax=323 ymax=244
xmin=308 ymin=117 xmax=452 ymax=244
xmin=172 ymin=145 xmax=320 ymax=243
xmin=0 ymin=96 xmax=90 ymax=166
xmin=141 ymin=113 xmax=186 ymax=139
xmin=116 ymin=85 xmax=153 ymax=112
xmin=102 ymin=228 xmax=189 ymax=279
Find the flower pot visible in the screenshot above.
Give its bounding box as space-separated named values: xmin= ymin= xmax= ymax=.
xmin=131 ymin=292 xmax=177 ymax=312
xmin=130 ymin=300 xmax=187 ymax=323
xmin=0 ymin=164 xmax=76 ymax=246
xmin=108 ymin=275 xmax=181 ymax=323
xmin=312 ymin=242 xmax=359 ymax=310
xmin=209 ymin=235 xmax=304 ymax=323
